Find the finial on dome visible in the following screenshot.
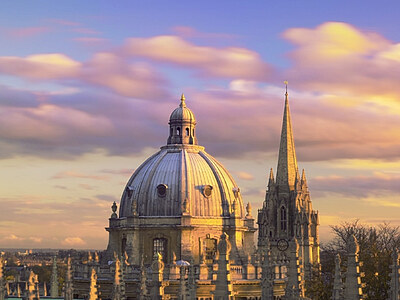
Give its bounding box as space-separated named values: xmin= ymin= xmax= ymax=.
xmin=180 ymin=93 xmax=186 ymax=108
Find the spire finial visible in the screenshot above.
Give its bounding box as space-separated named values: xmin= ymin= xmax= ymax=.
xmin=180 ymin=93 xmax=186 ymax=108
xmin=284 ymin=81 xmax=288 ymax=96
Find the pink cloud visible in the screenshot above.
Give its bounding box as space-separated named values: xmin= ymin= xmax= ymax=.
xmin=310 ymin=172 xmax=400 ymax=198
xmin=0 ymin=103 xmax=114 ymax=142
xmin=45 ymin=19 xmax=81 ymax=27
xmin=171 ymin=26 xmax=237 ymax=40
xmin=0 ymin=54 xmax=81 ymax=79
xmin=74 ymin=37 xmax=108 ymax=44
xmin=82 ymin=52 xmax=169 ymax=99
xmin=282 ymin=22 xmax=400 ymax=97
xmin=61 ymin=237 xmax=86 ymax=246
xmin=121 ymin=35 xmax=271 ymax=80
xmin=52 ymin=171 xmax=109 ymax=181
xmin=71 ymin=27 xmax=101 ymax=35
xmin=235 ymin=171 xmax=255 ymax=181
xmin=100 ymin=168 xmax=133 ymax=176
xmin=0 ymin=52 xmax=169 ymax=99
xmin=3 ymin=26 xmax=50 ymax=38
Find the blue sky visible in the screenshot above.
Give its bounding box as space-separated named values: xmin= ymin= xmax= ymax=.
xmin=1 ymin=1 xmax=400 ymax=248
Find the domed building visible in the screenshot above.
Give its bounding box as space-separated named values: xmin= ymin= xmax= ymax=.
xmin=72 ymin=90 xmax=318 ymax=300
xmin=106 ymin=94 xmax=256 ymax=266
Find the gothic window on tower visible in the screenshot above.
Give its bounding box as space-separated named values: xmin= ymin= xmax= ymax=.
xmin=186 ymin=127 xmax=189 ymax=136
xmin=280 ymin=206 xmax=287 ymax=231
xmin=153 ymin=238 xmax=167 ymax=261
xmin=177 ymin=127 xmax=181 ymax=136
xmin=121 ymin=236 xmax=127 ymax=254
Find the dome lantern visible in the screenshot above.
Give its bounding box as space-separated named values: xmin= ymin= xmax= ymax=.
xmin=167 ymin=94 xmax=197 ymax=145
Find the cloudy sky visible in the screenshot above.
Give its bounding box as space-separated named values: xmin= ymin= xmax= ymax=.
xmin=1 ymin=1 xmax=400 ymax=249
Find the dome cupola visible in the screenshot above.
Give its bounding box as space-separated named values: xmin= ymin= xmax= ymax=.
xmin=167 ymin=94 xmax=197 ymax=145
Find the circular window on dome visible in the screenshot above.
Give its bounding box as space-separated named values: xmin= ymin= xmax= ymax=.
xmin=202 ymin=185 xmax=213 ymax=197
xmin=157 ymin=184 xmax=168 ymax=198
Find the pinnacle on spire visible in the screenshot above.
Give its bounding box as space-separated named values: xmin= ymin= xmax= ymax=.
xmin=268 ymin=168 xmax=275 ymax=188
xmin=301 ymin=169 xmax=308 ymax=188
xmin=180 ymin=93 xmax=186 ymax=108
xmin=276 ymin=83 xmax=298 ymax=192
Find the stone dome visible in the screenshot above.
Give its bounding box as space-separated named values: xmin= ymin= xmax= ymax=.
xmin=119 ymin=95 xmax=244 ymax=218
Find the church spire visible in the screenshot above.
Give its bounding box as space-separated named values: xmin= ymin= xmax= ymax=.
xmin=276 ymin=82 xmax=298 ymax=192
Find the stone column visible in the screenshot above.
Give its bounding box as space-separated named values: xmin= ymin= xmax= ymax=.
xmin=150 ymin=253 xmax=167 ymax=300
xmin=111 ymin=256 xmax=125 ymax=300
xmin=138 ymin=255 xmax=148 ymax=299
xmin=187 ymin=261 xmax=196 ymax=299
xmin=50 ymin=256 xmax=58 ymax=298
xmin=261 ymin=241 xmax=274 ymax=300
xmin=24 ymin=271 xmax=39 ymax=300
xmin=178 ymin=266 xmax=187 ymax=300
xmin=343 ymin=235 xmax=364 ymax=300
xmin=64 ymin=256 xmax=73 ymax=300
xmin=285 ymin=238 xmax=305 ymax=299
xmin=332 ymin=254 xmax=343 ymax=300
xmin=388 ymin=250 xmax=400 ymax=300
xmin=0 ymin=257 xmax=5 ymax=300
xmin=212 ymin=233 xmax=234 ymax=300
xmin=88 ymin=268 xmax=99 ymax=300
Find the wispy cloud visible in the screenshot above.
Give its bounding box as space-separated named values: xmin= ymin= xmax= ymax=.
xmin=171 ymin=26 xmax=238 ymax=40
xmin=52 ymin=171 xmax=109 ymax=181
xmin=235 ymin=171 xmax=255 ymax=181
xmin=61 ymin=237 xmax=86 ymax=246
xmin=310 ymin=172 xmax=400 ymax=198
xmin=1 ymin=26 xmax=50 ymax=38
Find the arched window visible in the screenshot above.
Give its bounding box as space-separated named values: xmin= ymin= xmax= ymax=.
xmin=153 ymin=238 xmax=167 ymax=261
xmin=280 ymin=206 xmax=287 ymax=231
xmin=186 ymin=127 xmax=189 ymax=136
xmin=204 ymin=236 xmax=217 ymax=264
xmin=177 ymin=127 xmax=181 ymax=136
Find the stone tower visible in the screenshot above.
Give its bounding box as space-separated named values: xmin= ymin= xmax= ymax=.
xmin=332 ymin=254 xmax=343 ymax=300
xmin=0 ymin=257 xmax=5 ymax=300
xmin=388 ymin=250 xmax=400 ymax=300
xmin=50 ymin=256 xmax=58 ymax=298
xmin=64 ymin=256 xmax=73 ymax=300
xmin=257 ymin=85 xmax=320 ymax=279
xmin=343 ymin=235 xmax=364 ymax=300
